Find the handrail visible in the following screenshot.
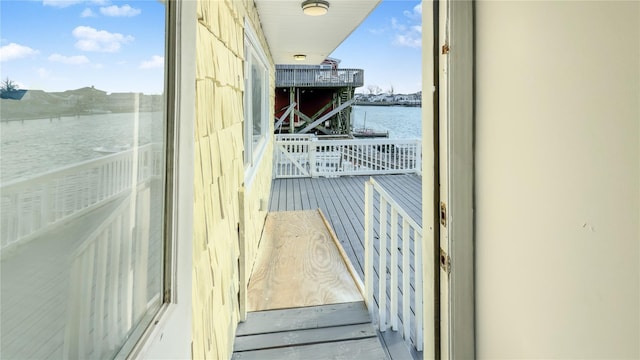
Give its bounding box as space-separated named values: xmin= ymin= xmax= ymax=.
xmin=273 ymin=134 xmax=421 ymax=178
xmin=0 ymin=143 xmax=163 ymax=250
xmin=275 ymin=67 xmax=364 ymax=88
xmin=365 ymin=177 xmax=423 ymax=351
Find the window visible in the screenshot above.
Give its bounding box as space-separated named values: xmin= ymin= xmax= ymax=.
xmin=244 ymin=21 xmax=269 ymax=183
xmin=0 ymin=1 xmax=171 ymax=358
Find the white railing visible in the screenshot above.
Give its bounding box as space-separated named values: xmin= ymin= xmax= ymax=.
xmin=276 ymin=65 xmax=364 ymax=87
xmin=274 ymin=134 xmax=421 ymax=178
xmin=365 ymin=177 xmax=423 ymax=351
xmin=0 ymin=143 xmax=163 ymax=250
xmin=63 ymin=189 xmax=158 ymax=359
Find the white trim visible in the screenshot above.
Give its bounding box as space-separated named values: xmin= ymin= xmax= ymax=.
xmin=244 ymin=19 xmax=270 ymax=188
xmin=421 ymin=1 xmax=437 ymax=358
xmin=445 ymin=0 xmax=475 ymax=358
xmin=244 ymin=20 xmax=269 ymax=71
xmin=132 ymin=1 xmax=195 ymax=357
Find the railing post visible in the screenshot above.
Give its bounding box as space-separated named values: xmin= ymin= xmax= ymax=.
xmin=415 ymin=232 xmax=424 ymax=351
xmin=415 ymin=139 xmax=422 ymax=174
xmin=402 ymin=220 xmax=411 ymax=341
xmin=390 ymin=208 xmax=399 ymax=331
xmin=40 ymin=182 xmax=51 ymax=229
xmin=379 ymin=197 xmax=388 ymax=332
xmin=309 ymin=138 xmax=317 ymax=178
xmin=364 ymin=179 xmax=374 ymax=320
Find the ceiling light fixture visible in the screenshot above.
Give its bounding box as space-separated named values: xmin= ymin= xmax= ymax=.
xmin=293 ymin=54 xmax=307 ymax=61
xmin=301 ymin=0 xmax=330 ymax=16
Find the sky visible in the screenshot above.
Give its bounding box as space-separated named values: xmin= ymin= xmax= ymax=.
xmin=331 ymin=0 xmax=423 ymax=95
xmin=0 ymin=0 xmax=166 ymax=94
xmin=0 ymin=0 xmax=421 ymax=95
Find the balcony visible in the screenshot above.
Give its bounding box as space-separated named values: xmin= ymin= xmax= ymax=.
xmin=233 ymin=135 xmax=425 ymax=359
xmin=276 ymin=65 xmax=365 ymax=88
xmin=1 ymin=137 xmax=424 ymax=359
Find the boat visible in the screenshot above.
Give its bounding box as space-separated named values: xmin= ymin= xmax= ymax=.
xmin=351 ymin=111 xmax=388 ymax=138
xmin=351 ymin=128 xmax=389 ymax=138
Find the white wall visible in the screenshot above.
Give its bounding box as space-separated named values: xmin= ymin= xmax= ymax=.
xmin=475 ymin=1 xmax=639 ymax=358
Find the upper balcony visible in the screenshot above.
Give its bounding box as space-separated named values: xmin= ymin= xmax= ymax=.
xmin=276 ymin=65 xmax=364 ymax=88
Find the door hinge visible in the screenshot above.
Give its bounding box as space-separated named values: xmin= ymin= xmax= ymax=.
xmin=442 ymin=43 xmax=450 ymax=54
xmin=440 ymin=248 xmax=451 ymax=275
xmin=440 ymin=201 xmax=447 ymax=227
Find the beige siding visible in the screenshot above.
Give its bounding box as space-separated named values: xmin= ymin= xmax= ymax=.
xmin=193 ymin=1 xmax=274 ymax=358
xmin=475 ymin=1 xmax=639 ymax=358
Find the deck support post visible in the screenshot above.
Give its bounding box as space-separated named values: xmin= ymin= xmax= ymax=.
xmin=289 ymin=87 xmax=295 ymax=133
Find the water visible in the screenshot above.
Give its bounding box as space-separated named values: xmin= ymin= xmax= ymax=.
xmin=0 ymin=112 xmax=163 ymax=183
xmin=351 ymin=105 xmax=422 ymax=139
xmin=0 ymin=106 xmax=420 ymax=183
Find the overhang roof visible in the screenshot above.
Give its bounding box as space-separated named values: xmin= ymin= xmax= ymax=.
xmin=254 ymin=0 xmax=381 ymax=65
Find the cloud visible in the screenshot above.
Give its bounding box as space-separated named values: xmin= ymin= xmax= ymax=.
xmin=392 ymin=3 xmax=422 ymax=48
xmin=72 ymin=26 xmax=134 ymax=52
xmin=394 ymin=34 xmax=421 ymax=48
xmin=48 ymin=53 xmax=90 ymax=65
xmin=100 ymin=4 xmax=141 ymax=17
xmin=140 ymin=55 xmax=164 ymax=69
xmin=43 ymin=0 xmax=84 ymax=7
xmin=0 ymin=43 xmax=39 ymax=62
xmin=81 ymin=8 xmax=96 ymax=17
xmin=43 ymin=0 xmax=108 ymax=7
xmin=391 ymin=18 xmax=407 ymax=32
xmin=403 ymin=3 xmax=422 ymax=20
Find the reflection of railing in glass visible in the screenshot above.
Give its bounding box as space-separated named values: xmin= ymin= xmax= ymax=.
xmin=0 ymin=143 xmax=163 ymax=250
xmin=64 ymin=189 xmax=158 ymax=359
xmin=0 ymin=143 xmax=165 ymax=359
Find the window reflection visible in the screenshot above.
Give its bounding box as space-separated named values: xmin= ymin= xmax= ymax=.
xmin=0 ymin=1 xmax=167 ymax=358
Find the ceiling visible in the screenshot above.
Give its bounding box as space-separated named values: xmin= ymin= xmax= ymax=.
xmin=254 ymin=0 xmax=381 ymax=65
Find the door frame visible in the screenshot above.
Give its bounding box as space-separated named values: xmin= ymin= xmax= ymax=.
xmin=423 ymin=0 xmax=475 ymax=359
xmin=445 ymin=0 xmax=475 ymax=358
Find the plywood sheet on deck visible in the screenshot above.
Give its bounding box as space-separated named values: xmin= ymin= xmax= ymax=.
xmin=247 ymin=210 xmax=362 ymax=311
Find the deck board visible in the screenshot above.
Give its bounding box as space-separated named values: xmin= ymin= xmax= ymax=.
xmin=233 ymin=337 xmax=388 ymax=360
xmin=234 ymin=323 xmax=377 ymax=351
xmin=236 ymin=301 xmax=371 ymax=336
xmin=234 ymin=301 xmax=388 ymax=360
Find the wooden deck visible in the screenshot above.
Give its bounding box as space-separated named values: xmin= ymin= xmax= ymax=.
xmin=269 ymin=174 xmax=423 ymax=359
xmin=233 ymin=302 xmax=387 ymax=360
xmin=235 ymin=208 xmax=393 ymax=359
